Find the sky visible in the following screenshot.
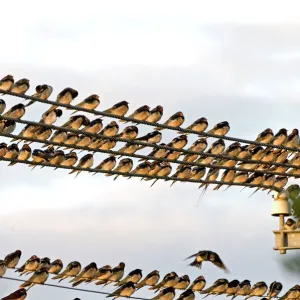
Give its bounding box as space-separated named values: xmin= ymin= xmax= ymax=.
xmin=1 ymin=0 xmax=300 ymax=299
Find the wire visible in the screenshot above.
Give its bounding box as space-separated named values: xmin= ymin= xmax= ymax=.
xmin=1 ymin=88 xmax=300 ymax=153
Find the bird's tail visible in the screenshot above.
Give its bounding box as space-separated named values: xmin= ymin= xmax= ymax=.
xmin=52 ymin=274 xmax=64 ymax=280
xmin=8 ymin=161 xmax=16 ymax=166
xmin=213 ymin=184 xmax=222 ymax=191
xmin=189 ymin=261 xmax=202 ymax=269
xmin=20 ymin=281 xmax=31 ymax=288
xmin=25 ymin=100 xmax=35 ymax=107
xmin=248 ymin=187 xmax=260 ymax=198
xmin=170 ymin=180 xmax=176 ymax=187
xmin=95 ymin=280 xmax=106 ymax=286
xmin=44 ymin=105 xmax=57 ymax=115
xmin=72 ymin=279 xmax=84 ymax=287
xmin=69 ymin=169 xmax=76 ymax=175
xmin=151 ymin=179 xmax=158 ymax=187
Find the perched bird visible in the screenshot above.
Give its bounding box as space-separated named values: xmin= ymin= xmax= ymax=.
xmin=10 ymin=78 xmax=30 ymax=94
xmin=12 ymin=124 xmax=37 ymax=143
xmin=40 ymin=109 xmax=62 ymax=125
xmin=93 ymin=265 xmax=112 ymax=284
xmin=116 ymin=143 xmax=139 ymax=156
xmin=4 ymin=250 xmax=21 ymax=268
xmin=45 ymin=130 xmax=66 ymax=148
xmin=83 ymin=118 xmax=103 ymax=134
xmin=69 ymin=94 xmax=100 ymax=114
xmin=272 ymin=129 xmax=288 ymax=146
xmin=129 ymin=161 xmax=152 ymax=178
xmin=136 ymin=131 xmax=162 ymax=144
xmin=174 ymin=275 xmax=190 ymax=290
xmin=3 ymin=103 xmax=26 ymax=119
xmin=152 ymin=287 xmax=176 ymax=300
xmin=30 ymin=127 xmax=52 ymax=144
xmin=189 ymin=276 xmax=206 ymax=292
xmin=244 ymin=281 xmax=267 ymax=300
xmin=100 ymin=262 xmax=125 ymax=287
xmin=278 ymin=284 xmax=300 ymax=300
xmin=140 ymin=143 xmax=168 ymax=162
xmin=52 ymin=261 xmax=81 ymax=282
xmin=100 ymin=121 xmax=119 ymax=137
xmin=146 ymin=105 xmax=164 ymax=123
xmin=115 ymin=269 xmax=142 ymax=286
xmin=103 ymin=101 xmax=129 ymax=116
xmin=69 ymin=153 xmax=94 ymax=177
xmin=226 ymin=280 xmax=240 ymax=296
xmin=38 ymin=257 xmax=51 ymax=270
xmin=48 ymin=259 xmax=63 ymax=275
xmin=29 ymin=149 xmax=49 ymax=168
xmin=198 ymin=168 xmax=220 ymax=200
xmin=200 ymin=278 xmax=228 ymax=298
xmin=248 ymin=174 xmax=276 ymax=197
xmin=4 ymin=143 xmax=19 ymax=160
xmin=106 ymin=281 xmax=136 ymax=299
xmin=1 ymin=288 xmax=27 ymax=300
xmin=151 ymin=162 xmax=172 ymax=187
xmin=70 ymin=262 xmax=97 ymax=287
xmin=177 ymin=289 xmax=195 ymax=300
xmin=143 ymin=161 xmax=163 ymax=181
xmin=93 ymin=156 xmax=117 ymax=175
xmin=284 ymin=218 xmax=297 ymax=230
xmin=185 ymin=117 xmax=208 ymax=133
xmin=0 ymin=142 xmax=7 ymax=157
xmin=185 ymin=250 xmax=228 ymax=272
xmin=15 ymin=255 xmax=39 ymax=276
xmin=61 ymin=115 xmax=90 ymax=130
xmin=125 ymin=105 xmax=150 ymax=122
xmin=190 ymin=166 xmax=206 ymax=180
xmin=115 ymin=125 xmax=138 ymax=139
xmin=167 ymin=135 xmax=188 ymax=149
xmin=284 ymin=129 xmax=299 ymax=149
xmin=155 ymin=112 xmax=184 ymax=130
xmin=271 ymin=176 xmax=288 ymax=192
xmin=111 ymin=158 xmax=133 ymax=180
xmin=207 ymin=121 xmax=230 ymax=136
xmin=223 ymin=142 xmax=242 ymax=157
xmin=98 ymin=139 xmax=117 ymax=151
xmin=136 ymin=270 xmax=160 ymax=290
xmin=240 ymin=172 xmax=264 ymax=192
xmin=266 ymin=281 xmax=283 ymax=299
xmin=170 ymin=166 xmax=191 ymax=186
xmin=187 ymin=138 xmax=208 ymax=153
xmin=76 ymin=135 xmax=92 ymax=149
xmin=61 ymin=133 xmax=79 ymax=148
xmin=26 ymin=84 xmax=53 ymax=106
xmin=255 ymin=128 xmax=274 ymax=144
xmin=206 ymin=139 xmax=226 ymax=155
xmin=0 ymin=99 xmax=6 ymax=114
xmin=0 ymin=260 xmax=7 ymax=277
xmin=213 ymin=169 xmax=235 ymax=191
xmin=150 ymin=272 xmax=179 ymax=292
xmin=8 ymin=144 xmax=31 ymax=166
xmin=19 ymin=267 xmax=49 ymax=289
xmin=231 ymin=280 xmax=251 ymax=300
xmin=0 ymin=75 xmax=14 ymax=92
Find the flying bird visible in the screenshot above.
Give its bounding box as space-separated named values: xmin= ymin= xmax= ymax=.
xmin=103 ymin=101 xmax=129 ymax=116
xmin=10 ymin=78 xmax=30 ymax=95
xmin=52 ymin=261 xmax=81 ymax=282
xmin=69 ymin=154 xmax=94 ymax=177
xmin=69 ymin=94 xmax=100 ymax=114
xmin=1 ymin=288 xmax=27 ymax=300
xmin=155 ymin=112 xmax=184 ymax=130
xmin=136 ymin=270 xmax=160 ymax=290
xmin=106 ymin=281 xmax=136 ymax=299
xmin=4 ymin=250 xmax=21 ymax=268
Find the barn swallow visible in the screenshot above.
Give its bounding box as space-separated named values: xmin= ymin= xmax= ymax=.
xmin=278 ymin=285 xmax=300 ymax=300
xmin=124 ymin=105 xmax=150 ymax=122
xmin=83 ymin=118 xmax=103 ymax=134
xmin=269 ymin=162 xmax=288 ymax=174
xmin=231 ymin=280 xmax=251 ymax=300
xmin=92 ymin=265 xmax=111 ymax=284
xmin=4 ymin=143 xmax=19 ymax=160
xmin=189 ymin=276 xmax=206 ymax=292
xmin=170 ymin=166 xmax=191 ymax=186
xmin=62 ymin=115 xmax=90 ymax=130
xmin=100 ymin=262 xmax=125 ymax=287
xmin=143 ymin=161 xmax=162 ymax=181
xmin=12 ymin=124 xmax=37 ymax=143
xmin=38 ymin=257 xmax=51 ymax=271
xmin=103 ymin=101 xmax=129 ymax=116
xmin=198 ymin=168 xmax=220 ymax=201
xmin=4 ymin=250 xmax=22 ymax=268
xmin=261 ymin=148 xmax=276 ymax=163
xmin=237 ymin=145 xmax=251 ymax=160
xmin=107 ymin=281 xmax=136 ymax=299
xmin=245 ymin=281 xmax=267 ymax=300
xmin=115 ymin=269 xmax=142 ymax=286
xmin=213 ymin=169 xmax=235 ymax=191
xmin=136 ymin=270 xmax=160 ymax=290
xmin=116 ymin=143 xmax=139 ymax=156
xmin=129 ymin=161 xmax=152 ymax=178
xmin=255 ymin=128 xmax=274 ymax=144
xmin=19 ymin=267 xmax=49 ymax=289
xmin=69 ymin=153 xmax=94 ymax=177
xmin=26 ymin=84 xmax=53 ymax=106
xmin=45 ymin=130 xmax=67 ymax=147
xmin=183 ymin=139 xmax=207 ymax=162
xmin=0 ymin=260 xmax=7 ymax=277
xmin=0 ymin=142 xmax=7 ymax=157
xmin=150 ymin=272 xmax=179 ymax=292
xmin=30 ymin=149 xmax=49 ymax=167
xmin=155 ymin=112 xmax=184 ymax=130
xmin=174 ymin=275 xmax=190 ymax=290
xmin=274 ymin=150 xmax=289 ymax=163
xmin=98 ymin=139 xmax=117 ymax=151
xmin=100 ymin=121 xmax=119 ymax=137
xmin=200 ymin=278 xmax=228 ymax=298
xmin=167 ymin=135 xmax=188 ymax=149
xmin=140 ymin=143 xmax=167 ymax=162
xmin=284 ymin=218 xmax=297 ymax=230
xmin=10 ymin=78 xmax=30 ymax=94
xmin=1 ymin=288 xmax=27 ymax=300
xmin=40 ymin=109 xmax=62 ymax=125
xmin=0 ymin=99 xmax=6 ymax=114
xmin=272 ymin=129 xmax=287 ymax=146
xmin=152 ymin=287 xmax=176 ymax=300
xmin=0 ymin=75 xmax=14 ymax=91
xmin=185 ymin=117 xmax=208 ymax=133
xmin=76 ymin=135 xmax=92 ymax=148
xmin=48 ymin=259 xmax=63 ymax=275
xmin=270 ymin=176 xmax=288 ymax=192
xmin=111 ymin=158 xmax=133 ymax=180
xmin=115 ymin=126 xmax=138 ymax=140
xmin=62 ymin=133 xmax=79 ymax=148
xmin=30 ymin=127 xmax=52 ymax=144
xmin=223 ymin=142 xmax=242 ymax=157
xmin=284 ymin=129 xmax=299 ymax=149
xmin=290 ymin=153 xmax=300 ymax=166
xmin=136 ymin=131 xmax=162 ymax=144
xmin=207 ymin=121 xmax=230 ymax=136
xmin=266 ymin=281 xmax=283 ymax=299
xmin=70 ymin=262 xmax=97 ymax=287
xmin=146 ymin=105 xmax=164 ymax=123
xmin=52 ymin=261 xmax=81 ymax=282
xmin=177 ymin=289 xmax=195 ymax=300
xmin=3 ymin=103 xmax=26 ymax=119
xmin=225 ymin=280 xmax=240 ymax=296
xmin=240 ymin=172 xmax=264 ymax=192
xmin=249 ymin=174 xmax=275 ymax=197
xmin=206 ymin=139 xmax=225 ymax=155
xmin=69 ymin=94 xmax=100 ymax=114
xmin=8 ymin=144 xmax=31 ymax=166
xmin=93 ymin=156 xmax=117 ymax=175
xmin=151 ymin=162 xmax=172 ymax=186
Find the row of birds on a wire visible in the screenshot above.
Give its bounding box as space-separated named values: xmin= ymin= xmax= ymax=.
xmin=0 ymin=250 xmax=299 ymax=300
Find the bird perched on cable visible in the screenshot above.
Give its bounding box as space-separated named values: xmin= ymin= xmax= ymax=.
xmin=115 ymin=125 xmax=138 ymax=140
xmin=142 ymin=161 xmax=162 ymax=181
xmin=244 ymin=281 xmax=267 ymax=300
xmin=110 ymin=158 xmax=133 ymax=180
xmin=3 ymin=103 xmax=26 ymax=119
xmin=1 ymin=288 xmax=27 ymax=300
xmin=76 ymin=134 xmax=93 ymax=149
xmin=48 ymin=259 xmax=63 ymax=275
xmin=93 ymin=156 xmax=117 ymax=175
xmin=201 ymin=279 xmax=229 ymax=298
xmin=115 ymin=269 xmax=142 ymax=286
xmin=52 ymin=261 xmax=81 ymax=282
xmin=116 ymin=143 xmax=139 ymax=156
xmin=266 ymin=281 xmax=283 ymax=299
xmin=207 ymin=121 xmax=230 ymax=136
xmin=61 ymin=115 xmax=90 ymax=130
xmin=68 ymin=94 xmax=100 ymax=114
xmin=185 ymin=117 xmax=208 ymax=133
xmin=240 ymin=172 xmax=264 ymax=192
xmin=284 ymin=129 xmax=299 ymax=149
xmin=272 ymin=129 xmax=288 ymax=146
xmin=284 ymin=218 xmax=297 ymax=230
xmin=69 ymin=153 xmax=94 ymax=177
xmin=189 ymin=166 xmax=206 ymax=181
xmin=103 ymin=100 xmax=129 ymax=116
xmin=225 ymin=280 xmax=240 ymax=297
xmin=139 ymin=143 xmax=167 ymax=162
xmin=136 ymin=131 xmax=162 ymax=145
xmin=10 ymin=78 xmax=30 ymax=95
xmin=177 ymin=289 xmax=195 ymax=300
xmin=83 ymin=118 xmax=103 ymax=134
xmin=197 ymin=139 xmax=225 ymax=165
xmin=185 ymin=250 xmax=228 ymax=272
xmin=150 ymin=162 xmax=172 ymax=187
xmin=60 ymin=133 xmax=79 ymax=149
xmin=0 ymin=143 xmax=7 ymax=157
xmin=213 ymin=169 xmax=235 ymax=191
xmin=19 ymin=267 xmax=49 ymax=289
xmin=26 ymin=84 xmax=53 ymax=107
xmin=188 ymin=138 xmax=208 ymax=153
xmin=174 ymin=275 xmax=190 ymax=290
xmin=107 ymin=281 xmax=136 ymax=299
xmin=278 ymin=284 xmax=300 ymax=300
xmin=98 ymin=138 xmax=117 ymax=151
xmin=38 ymin=257 xmax=51 ymax=271
xmin=29 ymin=127 xmax=52 ymax=144
xmin=155 ymin=111 xmax=184 ymax=130
xmin=248 ymin=174 xmax=276 ymax=198
xmin=150 ymin=272 xmax=179 ymax=292
xmin=188 ymin=276 xmax=206 ymax=293
xmin=146 ymin=105 xmax=164 ymax=123
xmin=255 ymin=128 xmax=274 ymax=144
xmin=29 ymin=149 xmax=49 ymax=168
xmin=152 ymin=287 xmax=176 ymax=300
xmin=44 ymin=130 xmax=67 ymax=148
xmin=70 ymin=262 xmax=97 ymax=287
xmin=4 ymin=250 xmax=22 ymax=268
xmin=4 ymin=144 xmax=19 ymax=160
xmin=123 ymin=105 xmax=151 ymax=123
xmin=0 ymin=75 xmax=14 ymax=92
xmin=12 ymin=124 xmax=37 ymax=143
xmin=136 ymin=270 xmax=160 ymax=290
xmin=129 ymin=161 xmax=152 ymax=179
xmin=8 ymin=144 xmax=31 ymax=166
xmin=100 ymin=121 xmax=119 ymax=137
xmin=167 ymin=135 xmax=188 ymax=149
xmin=231 ymin=280 xmax=251 ymax=300
xmin=0 ymin=260 xmax=7 ymax=277
xmin=40 ymin=108 xmax=62 ymax=125
xmin=271 ymin=176 xmax=288 ymax=192
xmin=0 ymin=99 xmax=6 ymax=114
xmin=99 ymin=262 xmax=125 ymax=287
xmin=198 ymin=168 xmax=220 ymax=202
xmin=92 ymin=265 xmax=112 ymax=284
xmin=170 ymin=166 xmax=191 ymax=186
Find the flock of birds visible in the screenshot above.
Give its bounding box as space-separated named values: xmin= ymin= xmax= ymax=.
xmin=0 ymin=75 xmax=300 ymax=193
xmin=0 ymin=250 xmax=299 ymax=300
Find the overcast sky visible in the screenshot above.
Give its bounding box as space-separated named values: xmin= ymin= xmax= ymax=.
xmin=1 ymin=1 xmax=300 ymax=299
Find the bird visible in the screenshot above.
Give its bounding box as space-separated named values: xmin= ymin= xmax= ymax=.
xmin=272 ymin=129 xmax=287 ymax=146
xmin=1 ymin=288 xmax=27 ymax=300
xmin=70 ymin=262 xmax=98 ymax=287
xmin=115 ymin=125 xmax=138 ymax=139
xmin=116 ymin=143 xmax=139 ymax=156
xmin=136 ymin=270 xmax=160 ymax=290
xmin=99 ymin=121 xmax=119 ymax=137
xmin=10 ymin=78 xmax=30 ymax=94
xmin=69 ymin=154 xmax=94 ymax=177
xmin=185 ymin=250 xmax=228 ymax=272
xmin=184 ymin=138 xmax=207 ymax=158
xmin=200 ymin=278 xmax=228 ymax=298
xmin=19 ymin=267 xmax=49 ymax=289
xmin=29 ymin=149 xmax=49 ymax=169
xmin=4 ymin=250 xmax=22 ymax=268
xmin=69 ymin=94 xmax=100 ymax=114
xmin=129 ymin=161 xmax=152 ymax=179
xmin=143 ymin=161 xmax=162 ymax=181
xmin=8 ymin=144 xmax=31 ymax=166
xmin=92 ymin=265 xmax=112 ymax=284
xmin=99 ymin=262 xmax=125 ymax=287
xmin=0 ymin=142 xmax=7 ymax=157
xmin=12 ymin=124 xmax=37 ymax=143
xmin=52 ymin=261 xmax=81 ymax=282
xmin=0 ymin=260 xmax=7 ymax=277
xmin=4 ymin=144 xmax=19 ymax=160
xmin=170 ymin=166 xmax=191 ymax=186
xmin=106 ymin=281 xmax=136 ymax=299
xmin=174 ymin=275 xmax=190 ymax=290
xmin=114 ymin=269 xmax=142 ymax=286
xmin=48 ymin=259 xmax=63 ymax=275
xmin=266 ymin=281 xmax=283 ymax=299
xmin=152 ymin=287 xmax=176 ymax=300
xmin=284 ymin=129 xmax=299 ymax=149
xmin=110 ymin=158 xmax=133 ymax=180
xmin=213 ymin=169 xmax=236 ymax=191
xmin=0 ymin=75 xmax=14 ymax=92
xmin=255 ymin=128 xmax=274 ymax=144
xmin=185 ymin=117 xmax=208 ymax=133
xmin=271 ymin=176 xmax=288 ymax=192
xmin=189 ymin=167 xmax=206 ymax=182
xmin=136 ymin=131 xmax=162 ymax=144
xmin=83 ymin=118 xmax=103 ymax=134
xmin=103 ymin=101 xmax=129 ymax=116
xmin=146 ymin=105 xmax=164 ymax=123
xmin=245 ymin=281 xmax=267 ymax=300
xmin=124 ymin=105 xmax=151 ymax=122
xmin=0 ymin=99 xmax=6 ymax=114
xmin=93 ymin=156 xmax=117 ymax=175
xmin=37 ymin=257 xmax=51 ymax=270
xmin=3 ymin=103 xmax=26 ymax=119
xmin=225 ymin=280 xmax=240 ymax=296
xmin=15 ymin=255 xmax=40 ymax=276
xmin=278 ymin=284 xmax=300 ymax=300
xmin=98 ymin=139 xmax=117 ymax=151
xmin=155 ymin=112 xmax=184 ymax=130
xmin=223 ymin=142 xmax=242 ymax=157
xmin=140 ymin=143 xmax=167 ymax=162
xmin=240 ymin=172 xmax=264 ymax=192
xmin=231 ymin=280 xmax=251 ymax=300
xmin=206 ymin=139 xmax=226 ymax=155
xmin=149 ymin=272 xmax=179 ymax=292
xmin=29 ymin=127 xmax=52 ymax=144
xmin=189 ymin=276 xmax=206 ymax=292
xmin=198 ymin=168 xmax=220 ymax=201
xmin=61 ymin=115 xmax=90 ymax=130
xmin=151 ymin=162 xmax=172 ymax=186
xmin=284 ymin=218 xmax=297 ymax=230
xmin=177 ymin=289 xmax=195 ymax=300
xmin=248 ymin=174 xmax=275 ymax=197
xmin=40 ymin=109 xmax=62 ymax=125
xmin=207 ymin=121 xmax=230 ymax=136
xmin=61 ymin=133 xmax=79 ymax=149
xmin=75 ymin=135 xmax=93 ymax=149
xmin=26 ymin=84 xmax=53 ymax=106
xmin=167 ymin=135 xmax=188 ymax=149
